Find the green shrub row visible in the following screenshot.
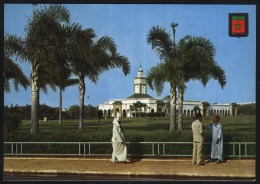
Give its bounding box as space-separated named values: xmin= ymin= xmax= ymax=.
xmin=4 ymin=130 xmax=255 ymax=156
xmin=4 ymin=129 xmax=255 ymax=143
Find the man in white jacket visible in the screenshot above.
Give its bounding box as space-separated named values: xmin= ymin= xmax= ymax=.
xmin=111 ymin=116 xmax=131 ymax=163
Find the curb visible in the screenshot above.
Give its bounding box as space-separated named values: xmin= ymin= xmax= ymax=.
xmin=4 ymin=157 xmax=255 ymax=163
xmin=4 ymin=169 xmax=255 ymax=178
xmin=4 ymin=157 xmax=255 ymax=179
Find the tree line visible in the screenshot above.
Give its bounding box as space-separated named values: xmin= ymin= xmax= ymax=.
xmin=5 ymin=104 xmax=99 ymax=120
xmin=4 ymin=4 xmax=228 ymax=135
xmin=237 ymin=103 xmax=256 ymax=115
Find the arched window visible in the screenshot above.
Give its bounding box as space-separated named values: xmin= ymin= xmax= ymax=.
xmin=115 ymin=108 xmax=120 ymax=117
xmin=123 ymin=110 xmax=126 ymax=117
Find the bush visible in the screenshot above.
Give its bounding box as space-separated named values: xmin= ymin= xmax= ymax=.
xmin=4 ymin=111 xmax=23 ymax=133
xmin=237 ymin=103 xmax=256 ymax=115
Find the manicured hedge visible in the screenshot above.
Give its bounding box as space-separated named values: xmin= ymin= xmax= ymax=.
xmin=4 ymin=129 xmax=255 ymax=156
xmin=4 ymin=127 xmax=255 ymax=142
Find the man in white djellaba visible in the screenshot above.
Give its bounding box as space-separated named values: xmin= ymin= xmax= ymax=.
xmin=208 ymin=115 xmax=223 ymax=163
xmin=111 ymin=115 xmax=131 ymax=163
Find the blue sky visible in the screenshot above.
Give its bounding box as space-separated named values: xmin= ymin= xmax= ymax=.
xmin=4 ymin=4 xmax=256 ymax=108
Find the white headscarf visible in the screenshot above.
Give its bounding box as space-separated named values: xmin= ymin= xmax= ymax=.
xmin=112 ymin=117 xmax=120 ymax=126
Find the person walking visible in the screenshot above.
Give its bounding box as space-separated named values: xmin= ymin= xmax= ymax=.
xmin=192 ymin=112 xmax=204 ymax=165
xmin=208 ymin=114 xmax=223 ymax=163
xmin=111 ymin=116 xmax=131 ymax=163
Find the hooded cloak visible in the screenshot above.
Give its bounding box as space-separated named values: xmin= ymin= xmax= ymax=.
xmin=111 ymin=117 xmax=127 ymax=161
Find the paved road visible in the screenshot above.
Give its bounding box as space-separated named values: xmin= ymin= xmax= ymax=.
xmin=3 ymin=173 xmax=255 ymax=182
xmin=3 ymin=157 xmax=256 ymax=182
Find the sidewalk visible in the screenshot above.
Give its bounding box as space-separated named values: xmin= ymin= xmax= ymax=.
xmin=4 ymin=157 xmax=255 ymax=179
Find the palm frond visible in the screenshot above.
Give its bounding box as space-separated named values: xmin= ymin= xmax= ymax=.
xmin=91 ymin=36 xmax=130 ymax=76
xmin=4 ymin=55 xmax=30 ymax=92
xmin=65 ymin=78 xmax=79 ymax=88
xmin=110 ymin=53 xmax=131 ymax=75
xmin=147 ymin=26 xmax=174 ymax=60
xmin=146 ymin=63 xmax=167 ymax=95
xmin=4 ymin=34 xmax=27 ymax=61
xmin=96 ymin=36 xmax=117 ymax=56
xmin=176 ymin=35 xmax=224 ymax=90
xmin=48 ymin=83 xmax=57 ymax=92
xmin=41 ymin=85 xmax=48 ymax=95
xmin=46 ymin=4 xmax=71 ymax=23
xmin=4 ymin=80 xmax=10 ymax=93
xmin=210 ymin=63 xmax=227 ymax=89
xmin=25 ymin=4 xmax=72 ymax=69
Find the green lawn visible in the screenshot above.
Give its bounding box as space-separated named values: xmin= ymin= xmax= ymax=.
xmin=3 ymin=115 xmax=255 ymax=144
xmin=19 ymin=115 xmax=256 ymax=136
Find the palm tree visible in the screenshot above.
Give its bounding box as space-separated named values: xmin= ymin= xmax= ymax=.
xmin=133 ymin=101 xmax=145 ymax=117
xmin=147 ymin=23 xmax=226 ymax=132
xmin=51 ymin=66 xmax=78 ymax=124
xmin=47 ymin=22 xmax=82 ymax=125
xmin=147 ymin=23 xmax=179 ymax=132
xmin=69 ymin=27 xmax=130 ymax=130
xmin=28 ymin=5 xmax=73 ymax=134
xmin=130 ymin=105 xmax=136 ymax=117
xmin=175 ymin=36 xmax=227 ymax=130
xmin=5 ymin=5 xmax=71 ymax=134
xmin=58 ymin=79 xmax=79 ymax=124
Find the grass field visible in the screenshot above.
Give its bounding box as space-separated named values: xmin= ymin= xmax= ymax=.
xmin=18 ymin=115 xmax=256 ymax=137
xmin=4 ymin=116 xmax=255 ymax=156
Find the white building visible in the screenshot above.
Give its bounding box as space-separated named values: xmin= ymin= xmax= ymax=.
xmin=98 ymin=65 xmax=166 ymax=117
xmin=98 ymin=66 xmax=238 ymax=118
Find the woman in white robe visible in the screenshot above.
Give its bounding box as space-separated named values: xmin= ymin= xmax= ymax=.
xmin=111 ymin=117 xmax=130 ymax=163
xmin=208 ymin=115 xmax=223 ymax=163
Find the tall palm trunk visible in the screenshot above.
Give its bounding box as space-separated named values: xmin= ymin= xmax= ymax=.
xmin=169 ymin=81 xmax=176 ymax=133
xmin=59 ymin=88 xmax=62 ymax=124
xmin=79 ymin=76 xmax=85 ymax=130
xmin=177 ymin=86 xmax=184 ymax=130
xmin=30 ymin=64 xmax=39 ymax=134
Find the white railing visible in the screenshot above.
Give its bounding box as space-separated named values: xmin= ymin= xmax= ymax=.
xmin=4 ymin=142 xmax=255 ymax=159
